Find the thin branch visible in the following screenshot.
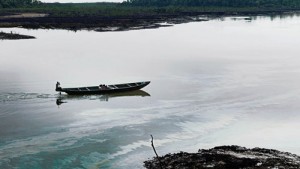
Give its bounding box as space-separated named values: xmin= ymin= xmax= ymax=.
xmin=151 ymin=135 xmax=163 ymax=169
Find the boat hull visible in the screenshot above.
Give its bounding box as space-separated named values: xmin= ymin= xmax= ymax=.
xmin=57 ymin=81 xmax=150 ymax=95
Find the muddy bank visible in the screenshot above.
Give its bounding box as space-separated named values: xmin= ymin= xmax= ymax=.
xmin=144 ymin=145 xmax=300 ymax=169
xmin=0 ymin=14 xmax=208 ymax=32
xmin=0 ymin=9 xmax=298 ymax=32
xmin=0 ymin=31 xmax=35 ymax=40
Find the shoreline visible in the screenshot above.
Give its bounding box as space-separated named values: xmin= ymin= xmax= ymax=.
xmin=0 ymin=10 xmax=299 ymax=37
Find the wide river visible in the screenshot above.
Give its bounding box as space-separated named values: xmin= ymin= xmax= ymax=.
xmin=1 ymin=14 xmax=300 ymax=169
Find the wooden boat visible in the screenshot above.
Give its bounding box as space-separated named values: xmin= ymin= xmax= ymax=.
xmin=55 ymin=81 xmax=150 ymax=95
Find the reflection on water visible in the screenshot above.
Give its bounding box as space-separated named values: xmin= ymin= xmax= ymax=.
xmin=226 ymin=11 xmax=300 ymax=22
xmin=1 ymin=13 xmax=300 ymax=169
xmin=56 ymin=90 xmax=150 ymax=105
xmin=56 ymin=98 xmax=66 ymax=105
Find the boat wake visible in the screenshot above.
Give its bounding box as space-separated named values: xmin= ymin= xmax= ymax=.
xmin=0 ymin=93 xmax=56 ymax=103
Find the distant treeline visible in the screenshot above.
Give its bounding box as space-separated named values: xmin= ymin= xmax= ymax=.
xmin=125 ymin=0 xmax=300 ymax=7
xmin=0 ymin=0 xmax=40 ymax=8
xmin=1 ymin=0 xmax=300 ymax=18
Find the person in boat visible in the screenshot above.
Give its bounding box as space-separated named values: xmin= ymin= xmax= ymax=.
xmin=56 ymin=82 xmax=62 ymax=91
xmin=99 ymin=84 xmax=108 ymax=90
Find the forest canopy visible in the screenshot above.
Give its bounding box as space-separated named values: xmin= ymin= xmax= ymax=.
xmin=125 ymin=0 xmax=300 ymax=7
xmin=0 ymin=0 xmax=40 ymax=8
xmin=1 ymin=0 xmax=300 ymax=10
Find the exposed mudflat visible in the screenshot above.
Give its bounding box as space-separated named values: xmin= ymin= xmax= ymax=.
xmin=0 ymin=31 xmax=35 ymax=40
xmin=0 ymin=13 xmax=208 ymax=32
xmin=144 ymin=146 xmax=300 ymax=169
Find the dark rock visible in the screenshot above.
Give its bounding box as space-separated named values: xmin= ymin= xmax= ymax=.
xmin=144 ymin=145 xmax=300 ymax=169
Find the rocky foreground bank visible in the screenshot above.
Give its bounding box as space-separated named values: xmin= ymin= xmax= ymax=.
xmin=144 ymin=145 xmax=300 ymax=169
xmin=0 ymin=32 xmax=35 ymax=40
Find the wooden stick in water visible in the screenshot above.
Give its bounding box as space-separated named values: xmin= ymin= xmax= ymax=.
xmin=150 ymin=135 xmax=163 ymax=169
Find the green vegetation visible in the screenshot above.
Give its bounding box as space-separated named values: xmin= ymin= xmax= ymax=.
xmin=40 ymin=0 xmax=300 ymax=17
xmin=1 ymin=0 xmax=300 ymax=18
xmin=0 ymin=2 xmax=157 ymax=17
xmin=125 ymin=0 xmax=300 ymax=8
xmin=0 ymin=0 xmax=40 ymax=8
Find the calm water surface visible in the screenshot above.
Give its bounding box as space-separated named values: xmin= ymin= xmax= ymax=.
xmin=1 ymin=14 xmax=300 ymax=169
